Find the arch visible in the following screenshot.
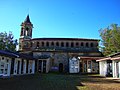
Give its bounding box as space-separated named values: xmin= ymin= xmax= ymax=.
xmin=51 ymin=42 xmax=54 ymax=46
xmin=90 ymin=43 xmax=94 ymax=47
xmin=81 ymin=42 xmax=84 ymax=47
xmin=66 ymin=42 xmax=69 ymax=47
xmin=41 ymin=42 xmax=44 ymax=47
xmin=46 ymin=42 xmax=49 ymax=47
xmin=26 ymin=27 xmax=29 ymax=31
xmin=37 ymin=42 xmax=39 ymax=47
xmin=76 ymin=42 xmax=79 ymax=47
xmin=61 ymin=42 xmax=64 ymax=47
xmin=56 ymin=42 xmax=59 ymax=47
xmin=26 ymin=27 xmax=29 ymax=36
xmin=86 ymin=42 xmax=89 ymax=47
xmin=71 ymin=42 xmax=74 ymax=47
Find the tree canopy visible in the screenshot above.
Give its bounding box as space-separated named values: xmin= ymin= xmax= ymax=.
xmin=0 ymin=31 xmax=18 ymax=51
xmin=99 ymin=24 xmax=120 ymax=56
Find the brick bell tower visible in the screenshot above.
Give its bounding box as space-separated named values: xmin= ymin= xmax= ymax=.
xmin=19 ymin=15 xmax=33 ymax=51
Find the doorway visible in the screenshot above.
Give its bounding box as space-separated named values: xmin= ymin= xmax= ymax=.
xmin=106 ymin=60 xmax=112 ymax=77
xmin=59 ymin=63 xmax=63 ymax=73
xmin=38 ymin=60 xmax=47 ymax=73
xmin=38 ymin=60 xmax=42 ymax=73
xmin=43 ymin=61 xmax=46 ymax=73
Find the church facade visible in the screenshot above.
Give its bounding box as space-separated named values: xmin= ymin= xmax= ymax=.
xmin=19 ymin=15 xmax=103 ymax=73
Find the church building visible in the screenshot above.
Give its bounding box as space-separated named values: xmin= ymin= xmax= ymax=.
xmin=19 ymin=15 xmax=103 ymax=73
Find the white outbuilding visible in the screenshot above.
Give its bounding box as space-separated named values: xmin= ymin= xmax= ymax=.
xmin=0 ymin=50 xmax=36 ymax=77
xmin=97 ymin=52 xmax=120 ymax=78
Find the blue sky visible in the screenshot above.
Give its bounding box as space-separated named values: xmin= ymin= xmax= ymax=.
xmin=0 ymin=0 xmax=120 ymax=40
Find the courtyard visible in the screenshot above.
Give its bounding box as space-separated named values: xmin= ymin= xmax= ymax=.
xmin=0 ymin=73 xmax=120 ymax=90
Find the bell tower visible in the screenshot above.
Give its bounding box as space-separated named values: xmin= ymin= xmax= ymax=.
xmin=19 ymin=15 xmax=33 ymax=51
xmin=20 ymin=14 xmax=33 ymax=39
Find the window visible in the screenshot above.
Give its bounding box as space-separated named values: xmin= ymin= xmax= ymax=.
xmin=6 ymin=59 xmax=9 ymax=62
xmin=2 ymin=57 xmax=4 ymax=60
xmin=37 ymin=42 xmax=39 ymax=47
xmin=46 ymin=42 xmax=49 ymax=47
xmin=26 ymin=27 xmax=29 ymax=31
xmin=76 ymin=42 xmax=79 ymax=47
xmin=42 ymin=42 xmax=44 ymax=47
xmin=66 ymin=42 xmax=69 ymax=47
xmin=90 ymin=43 xmax=93 ymax=47
xmin=25 ymin=27 xmax=29 ymax=36
xmin=51 ymin=42 xmax=54 ymax=46
xmin=56 ymin=42 xmax=59 ymax=47
xmin=81 ymin=42 xmax=84 ymax=47
xmin=61 ymin=42 xmax=64 ymax=47
xmin=86 ymin=43 xmax=89 ymax=47
xmin=71 ymin=42 xmax=74 ymax=47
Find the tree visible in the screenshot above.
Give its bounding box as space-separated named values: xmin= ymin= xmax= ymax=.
xmin=99 ymin=24 xmax=120 ymax=56
xmin=0 ymin=31 xmax=18 ymax=51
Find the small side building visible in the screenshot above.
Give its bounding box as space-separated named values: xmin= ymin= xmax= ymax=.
xmin=97 ymin=52 xmax=120 ymax=78
xmin=0 ymin=50 xmax=36 ymax=77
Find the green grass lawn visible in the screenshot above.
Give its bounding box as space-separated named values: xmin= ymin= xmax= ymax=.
xmin=0 ymin=73 xmax=120 ymax=90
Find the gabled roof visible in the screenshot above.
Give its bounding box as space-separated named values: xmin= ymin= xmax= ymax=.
xmin=96 ymin=52 xmax=120 ymax=62
xmin=0 ymin=50 xmax=35 ymax=60
xmin=0 ymin=50 xmax=19 ymax=58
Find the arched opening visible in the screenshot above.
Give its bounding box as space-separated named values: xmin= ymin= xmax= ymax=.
xmin=59 ymin=63 xmax=63 ymax=73
xmin=81 ymin=42 xmax=84 ymax=47
xmin=86 ymin=42 xmax=89 ymax=47
xmin=76 ymin=42 xmax=79 ymax=47
xmin=46 ymin=42 xmax=49 ymax=47
xmin=51 ymin=42 xmax=54 ymax=47
xmin=56 ymin=42 xmax=59 ymax=47
xmin=26 ymin=27 xmax=29 ymax=36
xmin=90 ymin=43 xmax=93 ymax=47
xmin=61 ymin=42 xmax=64 ymax=47
xmin=41 ymin=42 xmax=44 ymax=47
xmin=66 ymin=42 xmax=69 ymax=47
xmin=37 ymin=42 xmax=39 ymax=47
xmin=71 ymin=42 xmax=74 ymax=47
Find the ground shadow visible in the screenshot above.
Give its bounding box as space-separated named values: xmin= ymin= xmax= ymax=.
xmin=0 ymin=73 xmax=84 ymax=90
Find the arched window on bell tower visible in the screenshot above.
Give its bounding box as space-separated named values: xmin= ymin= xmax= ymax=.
xmin=25 ymin=27 xmax=29 ymax=36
